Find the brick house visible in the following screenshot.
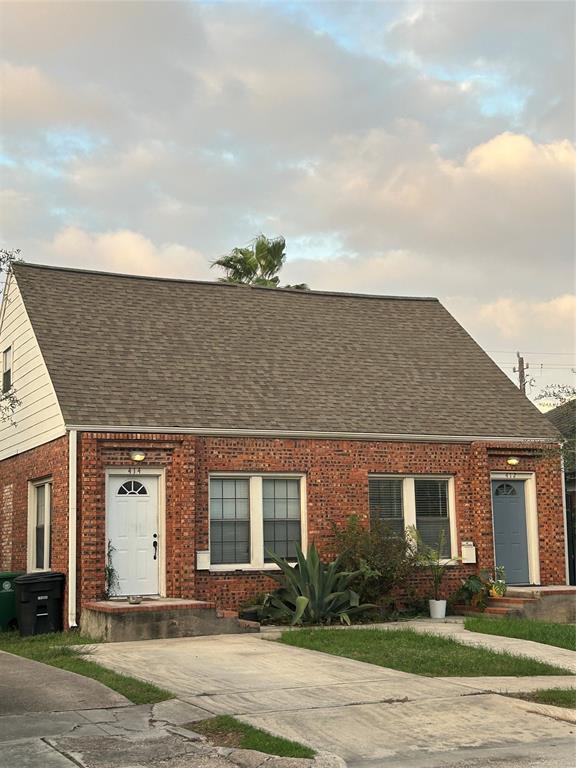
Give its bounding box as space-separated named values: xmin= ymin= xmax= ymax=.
xmin=0 ymin=263 xmax=567 ymax=630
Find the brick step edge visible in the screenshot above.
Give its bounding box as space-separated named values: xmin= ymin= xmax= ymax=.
xmin=487 ymin=596 xmax=538 ymax=605
xmin=453 ymin=604 xmax=520 ymax=616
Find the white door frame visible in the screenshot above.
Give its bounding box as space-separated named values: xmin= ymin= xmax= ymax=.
xmin=105 ymin=468 xmax=166 ymax=597
xmin=490 ymin=472 xmax=540 ymax=585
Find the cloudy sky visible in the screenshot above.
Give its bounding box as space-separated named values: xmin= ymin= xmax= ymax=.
xmin=1 ymin=0 xmax=574 ymax=401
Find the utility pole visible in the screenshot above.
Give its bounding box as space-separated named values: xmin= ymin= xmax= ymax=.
xmin=514 ymin=351 xmax=529 ymax=394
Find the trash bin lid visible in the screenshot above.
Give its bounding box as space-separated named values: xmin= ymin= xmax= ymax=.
xmin=14 ymin=571 xmax=66 ymax=584
xmin=0 ymin=572 xmax=25 ymax=580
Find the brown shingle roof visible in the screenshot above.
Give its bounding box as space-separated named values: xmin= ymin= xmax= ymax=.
xmin=545 ymin=400 xmax=576 ymax=440
xmin=13 ymin=262 xmax=558 ymax=439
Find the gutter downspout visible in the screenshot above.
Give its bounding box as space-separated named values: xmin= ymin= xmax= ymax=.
xmin=68 ymin=429 xmax=78 ymax=627
xmin=561 ymin=449 xmax=570 ymax=586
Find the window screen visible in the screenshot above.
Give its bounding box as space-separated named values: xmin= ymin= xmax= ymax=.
xmin=263 ymin=479 xmax=301 ymax=561
xmin=415 ymin=479 xmax=451 ymax=556
xmin=210 ymin=478 xmax=250 ymax=564
xmin=368 ymin=478 xmax=404 ymax=535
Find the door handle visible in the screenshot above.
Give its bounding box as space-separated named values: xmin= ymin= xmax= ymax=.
xmin=153 ymin=535 xmax=158 ymax=560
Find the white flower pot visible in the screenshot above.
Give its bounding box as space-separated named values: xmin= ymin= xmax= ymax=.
xmin=429 ymin=599 xmax=447 ymax=619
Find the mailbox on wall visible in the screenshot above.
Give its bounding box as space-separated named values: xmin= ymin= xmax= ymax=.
xmin=461 ymin=541 xmax=477 ymax=564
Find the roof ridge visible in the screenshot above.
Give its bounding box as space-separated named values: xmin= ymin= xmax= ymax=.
xmin=13 ymin=261 xmax=439 ymax=303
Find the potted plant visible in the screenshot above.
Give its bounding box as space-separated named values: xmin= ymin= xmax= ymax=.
xmin=412 ymin=529 xmax=457 ymax=619
xmin=489 ymin=566 xmax=507 ymax=598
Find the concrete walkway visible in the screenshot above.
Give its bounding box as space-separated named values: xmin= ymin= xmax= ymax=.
xmin=0 ymin=650 xmax=129 ymax=715
xmin=88 ymin=633 xmax=576 ymax=767
xmin=370 ymin=618 xmax=576 ymax=673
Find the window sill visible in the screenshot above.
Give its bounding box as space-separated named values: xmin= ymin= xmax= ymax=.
xmin=416 ymin=560 xmax=459 ymax=567
xmin=206 ymin=563 xmax=285 ymax=573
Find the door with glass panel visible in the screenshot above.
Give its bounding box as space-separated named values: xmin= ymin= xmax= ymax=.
xmin=491 ymin=480 xmax=529 ymax=584
xmin=107 ymin=475 xmax=159 ymax=596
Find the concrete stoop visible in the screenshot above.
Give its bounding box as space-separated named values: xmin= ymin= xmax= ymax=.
xmin=455 ymin=586 xmax=576 ymax=623
xmin=80 ymin=599 xmax=260 ymax=642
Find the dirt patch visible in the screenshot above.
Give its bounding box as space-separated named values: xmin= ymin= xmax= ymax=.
xmin=189 ymin=720 xmax=243 ymax=748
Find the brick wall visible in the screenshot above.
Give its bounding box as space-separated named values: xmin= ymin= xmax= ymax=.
xmin=77 ymin=433 xmax=197 ymax=603
xmin=75 ymin=433 xmax=566 ymax=612
xmin=0 ymin=484 xmax=13 ymax=570
xmin=1 ymin=432 xmax=564 ymax=617
xmin=0 ymin=433 xmax=69 ymax=582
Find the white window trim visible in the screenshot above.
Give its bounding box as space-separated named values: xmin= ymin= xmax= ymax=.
xmin=27 ymin=478 xmax=52 ymax=572
xmin=369 ymin=474 xmax=458 ymax=562
xmin=208 ymin=473 xmax=308 ymax=571
xmin=490 ymin=472 xmax=540 ymax=585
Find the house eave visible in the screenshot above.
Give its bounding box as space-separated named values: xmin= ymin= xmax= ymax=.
xmin=65 ymin=424 xmax=558 ymax=444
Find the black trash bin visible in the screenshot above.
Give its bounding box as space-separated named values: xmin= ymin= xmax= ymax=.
xmin=15 ymin=572 xmax=65 ymax=636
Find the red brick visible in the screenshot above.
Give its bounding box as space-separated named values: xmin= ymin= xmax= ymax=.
xmin=0 ymin=432 xmax=566 ymax=618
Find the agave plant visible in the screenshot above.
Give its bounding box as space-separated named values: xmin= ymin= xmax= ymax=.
xmin=260 ymin=543 xmax=375 ymax=625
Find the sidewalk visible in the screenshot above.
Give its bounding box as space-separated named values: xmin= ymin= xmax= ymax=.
xmin=373 ymin=618 xmax=576 ymax=674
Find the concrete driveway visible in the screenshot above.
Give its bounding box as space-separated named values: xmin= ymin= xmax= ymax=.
xmin=89 ymin=633 xmax=576 ymax=767
xmin=0 ymin=650 xmax=128 ymax=716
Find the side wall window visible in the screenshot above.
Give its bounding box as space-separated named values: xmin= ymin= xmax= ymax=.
xmin=28 ymin=479 xmax=52 ymax=571
xmin=2 ymin=346 xmax=12 ymax=393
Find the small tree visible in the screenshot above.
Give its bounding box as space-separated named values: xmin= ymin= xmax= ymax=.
xmin=0 ymin=248 xmax=22 ymax=424
xmin=212 ymin=234 xmax=308 ymax=289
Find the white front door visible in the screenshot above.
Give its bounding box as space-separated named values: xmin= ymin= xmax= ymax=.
xmin=107 ymin=474 xmax=159 ymax=596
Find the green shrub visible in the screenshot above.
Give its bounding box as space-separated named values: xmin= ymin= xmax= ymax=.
xmin=454 ymin=571 xmax=492 ymax=610
xmin=260 ymin=542 xmax=374 ymax=625
xmin=333 ymin=516 xmax=418 ymax=604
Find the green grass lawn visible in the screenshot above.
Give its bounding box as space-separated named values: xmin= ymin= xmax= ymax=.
xmin=0 ymin=631 xmax=172 ymax=705
xmin=280 ymin=628 xmax=572 ymax=677
xmin=511 ymin=688 xmax=576 ymax=710
xmin=192 ymin=715 xmax=316 ymax=758
xmin=464 ymin=617 xmax=576 ymax=651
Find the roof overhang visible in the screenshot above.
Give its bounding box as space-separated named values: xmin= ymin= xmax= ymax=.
xmin=65 ymin=424 xmax=558 ymax=444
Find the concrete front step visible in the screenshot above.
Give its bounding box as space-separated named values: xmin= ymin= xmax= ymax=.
xmin=507 ymin=586 xmax=576 ymax=599
xmin=455 ymin=586 xmax=576 ymax=623
xmin=81 ymin=598 xmax=260 ymax=642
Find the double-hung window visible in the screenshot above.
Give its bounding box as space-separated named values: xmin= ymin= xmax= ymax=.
xmin=369 ymin=476 xmax=455 ymax=559
xmin=209 ymin=475 xmax=306 ymax=569
xmin=2 ymin=346 xmax=12 ymax=393
xmin=28 ymin=479 xmax=52 ymax=571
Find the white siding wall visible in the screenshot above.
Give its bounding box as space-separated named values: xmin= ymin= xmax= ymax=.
xmin=0 ymin=274 xmax=66 ymax=460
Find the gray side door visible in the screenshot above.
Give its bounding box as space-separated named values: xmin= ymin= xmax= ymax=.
xmin=491 ymin=480 xmax=530 ymax=585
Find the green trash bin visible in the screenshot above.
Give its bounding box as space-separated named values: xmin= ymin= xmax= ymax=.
xmin=0 ymin=572 xmax=25 ymax=631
